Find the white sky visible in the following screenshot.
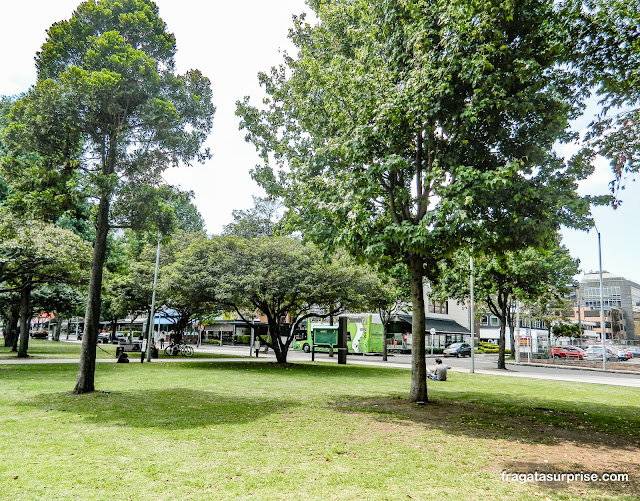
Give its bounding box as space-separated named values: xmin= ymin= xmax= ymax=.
xmin=2 ymin=0 xmax=639 ymax=284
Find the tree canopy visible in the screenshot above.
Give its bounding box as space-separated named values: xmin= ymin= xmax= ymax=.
xmin=1 ymin=0 xmax=215 ymax=392
xmin=0 ymin=210 xmax=91 ymax=356
xmin=562 ymin=0 xmax=640 ymax=198
xmin=222 ymin=196 xmax=282 ymax=238
xmin=434 ymin=236 xmax=579 ymax=369
xmin=213 ymin=236 xmax=384 ymax=363
xmin=238 ymin=0 xmax=593 ymax=401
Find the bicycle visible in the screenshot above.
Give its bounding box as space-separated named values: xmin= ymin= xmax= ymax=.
xmin=164 ymin=342 xmax=194 ymax=357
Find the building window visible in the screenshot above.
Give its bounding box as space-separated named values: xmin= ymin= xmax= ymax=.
xmin=429 ymin=300 xmax=448 ymax=315
xmin=490 ymin=316 xmax=500 ymax=327
xmin=480 ymin=315 xmax=489 ymax=326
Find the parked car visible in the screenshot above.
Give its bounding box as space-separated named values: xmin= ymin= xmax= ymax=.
xmin=624 ymin=346 xmax=640 ymax=357
xmin=443 ymin=342 xmax=472 ymax=358
xmin=76 ymin=332 xmax=101 ymax=345
xmin=550 ymin=345 xmax=585 ymax=360
xmin=111 ymin=333 xmax=125 ymax=344
xmin=98 ymin=332 xmax=111 ymax=343
xmin=610 ymin=346 xmax=632 ymax=361
xmin=584 ymin=345 xmax=617 ymax=361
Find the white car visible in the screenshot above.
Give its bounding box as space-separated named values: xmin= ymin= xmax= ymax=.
xmin=584 ymin=345 xmax=616 ymax=361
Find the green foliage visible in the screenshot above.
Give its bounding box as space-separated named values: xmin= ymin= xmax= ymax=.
xmin=31 ymin=284 xmax=85 ymax=320
xmin=158 ymin=233 xmax=221 ymax=334
xmin=561 ymin=0 xmax=640 ymax=196
xmin=367 ymin=263 xmax=411 ymax=325
xmin=475 ymin=342 xmax=511 ymax=354
xmin=210 ymin=235 xmax=385 ymax=362
xmin=0 ymin=209 xmax=92 ymax=292
xmin=1 ymin=0 xmax=215 ymax=233
xmin=552 ymin=322 xmax=582 ymax=338
xmin=237 ymin=0 xmax=596 ymax=398
xmin=235 ymin=335 xmax=251 ymax=345
xmin=238 ymin=0 xmax=593 ymax=264
xmin=435 ymin=235 xmax=579 ymax=367
xmin=0 ymin=0 xmax=215 ymax=390
xmin=222 ymin=196 xmax=282 ymax=238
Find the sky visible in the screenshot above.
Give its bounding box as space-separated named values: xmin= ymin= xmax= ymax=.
xmin=1 ymin=0 xmax=639 ymax=284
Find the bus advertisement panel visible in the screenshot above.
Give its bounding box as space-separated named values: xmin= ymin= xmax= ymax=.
xmin=292 ymin=315 xmax=384 ymax=354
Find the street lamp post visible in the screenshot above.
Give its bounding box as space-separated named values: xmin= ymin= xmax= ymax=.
xmin=575 ymin=283 xmax=582 ymax=334
xmin=469 ymin=255 xmax=475 ymax=374
xmin=596 ymin=226 xmax=607 ymax=371
xmin=146 ymin=232 xmax=161 ymax=363
xmin=515 ymin=302 xmax=520 ymax=364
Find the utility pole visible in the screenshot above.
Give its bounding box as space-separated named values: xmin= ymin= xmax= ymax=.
xmin=469 ymin=255 xmax=475 ymax=374
xmin=146 ymin=232 xmax=161 ymax=363
xmin=596 ymin=226 xmax=606 ymax=371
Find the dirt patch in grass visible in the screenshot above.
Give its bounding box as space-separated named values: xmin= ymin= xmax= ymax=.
xmin=337 ymin=396 xmax=640 ymax=498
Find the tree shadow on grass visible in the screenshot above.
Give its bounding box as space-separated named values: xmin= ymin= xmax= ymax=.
xmin=332 ymin=394 xmax=640 ymax=498
xmin=21 ymin=388 xmax=299 ymax=430
xmin=180 ymin=360 xmax=405 ymax=379
xmin=332 ymin=392 xmax=640 ymax=450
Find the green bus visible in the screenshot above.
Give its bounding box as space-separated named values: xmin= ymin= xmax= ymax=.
xmin=292 ymin=315 xmax=385 ymax=354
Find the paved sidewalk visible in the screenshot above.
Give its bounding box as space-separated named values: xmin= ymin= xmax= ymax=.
xmin=4 ymin=344 xmax=640 ymax=388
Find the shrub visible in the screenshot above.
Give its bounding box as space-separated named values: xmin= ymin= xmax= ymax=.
xmin=475 ymin=342 xmax=512 ymax=354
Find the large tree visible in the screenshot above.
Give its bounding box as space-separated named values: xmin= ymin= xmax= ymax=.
xmin=2 ymin=0 xmax=214 ymax=392
xmin=222 ymin=196 xmax=282 ymax=238
xmin=0 ymin=211 xmax=91 ymax=357
xmin=214 ymin=236 xmax=383 ymax=364
xmin=158 ymin=234 xmax=221 ymax=340
xmin=238 ymin=0 xmax=592 ymax=401
xmin=434 ymin=237 xmax=579 ymax=369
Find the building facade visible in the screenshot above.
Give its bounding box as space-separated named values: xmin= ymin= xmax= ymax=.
xmin=574 ymin=272 xmax=640 ymax=340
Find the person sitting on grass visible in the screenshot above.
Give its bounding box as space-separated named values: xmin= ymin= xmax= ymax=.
xmin=428 ymin=358 xmax=451 ymax=381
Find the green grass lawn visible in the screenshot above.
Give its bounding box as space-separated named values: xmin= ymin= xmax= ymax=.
xmin=0 ymin=339 xmax=235 ymax=360
xmin=0 ymin=359 xmax=638 ymax=500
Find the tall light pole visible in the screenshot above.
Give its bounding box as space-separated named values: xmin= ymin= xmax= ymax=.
xmin=146 ymin=232 xmax=161 ymax=363
xmin=596 ymin=225 xmax=607 ymax=371
xmin=469 ymin=255 xmax=475 ymax=374
xmin=515 ymin=302 xmax=520 ymax=364
xmin=575 ymin=282 xmax=582 ymax=334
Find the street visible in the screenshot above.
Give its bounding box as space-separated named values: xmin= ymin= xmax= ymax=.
xmin=197 ymin=343 xmax=640 ymax=388
xmin=15 ymin=337 xmax=640 ymax=388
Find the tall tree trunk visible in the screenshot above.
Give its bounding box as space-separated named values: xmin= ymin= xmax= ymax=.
xmin=54 ymin=311 xmax=63 ymax=341
xmin=408 ymin=253 xmax=427 ymax=403
xmin=3 ymin=304 xmax=19 ymax=348
xmin=74 ymin=194 xmax=110 ymax=394
xmin=506 ymin=300 xmax=516 ymax=361
xmin=268 ymin=319 xmax=287 ymax=363
xmin=382 ymin=321 xmax=388 ymax=362
xmin=508 ymin=325 xmax=515 ymax=362
xmin=498 ymin=316 xmax=507 ymax=370
xmin=17 ymin=285 xmax=32 ymax=358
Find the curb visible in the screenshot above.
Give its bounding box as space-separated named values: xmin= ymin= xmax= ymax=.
xmin=506 ymin=360 xmax=640 ymax=376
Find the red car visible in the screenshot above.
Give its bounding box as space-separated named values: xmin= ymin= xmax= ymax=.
xmin=550 ymin=346 xmax=585 ymax=360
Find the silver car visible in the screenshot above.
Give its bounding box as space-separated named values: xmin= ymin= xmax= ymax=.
xmin=584 ymin=345 xmax=616 ymax=361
